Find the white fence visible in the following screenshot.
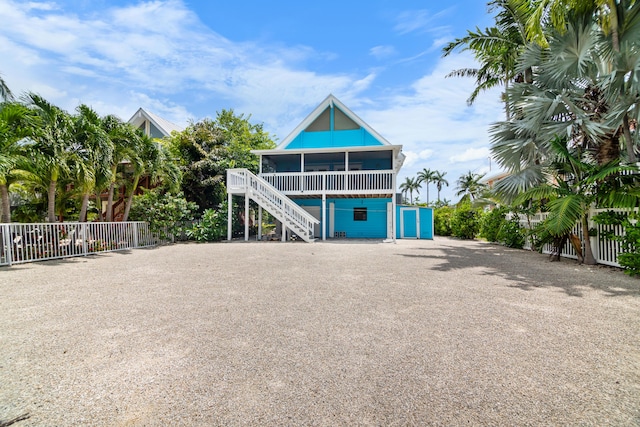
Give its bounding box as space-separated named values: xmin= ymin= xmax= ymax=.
xmin=0 ymin=221 xmax=158 ymax=267
xmin=516 ymin=208 xmax=635 ymax=267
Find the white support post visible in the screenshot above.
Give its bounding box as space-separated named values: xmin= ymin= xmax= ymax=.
xmin=244 ymin=194 xmax=249 ymax=242
xmin=322 ymin=194 xmax=326 ymax=241
xmin=258 ymin=206 xmax=263 ymax=240
xmin=282 ymin=224 xmax=287 ymax=242
xmin=227 ymin=192 xmax=233 ymax=241
xmin=392 ymin=173 xmax=397 ymax=242
xmin=300 ymin=153 xmax=305 ymax=193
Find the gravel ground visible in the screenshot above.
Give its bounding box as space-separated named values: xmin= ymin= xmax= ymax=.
xmin=1 ymin=237 xmax=639 ymax=426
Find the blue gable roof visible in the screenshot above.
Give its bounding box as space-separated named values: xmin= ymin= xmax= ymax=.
xmin=279 ymin=95 xmax=389 ymax=150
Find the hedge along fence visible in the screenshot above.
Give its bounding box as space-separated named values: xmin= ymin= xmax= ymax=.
xmin=0 ymin=222 xmax=158 ymax=267
xmin=515 ymin=208 xmax=638 ymax=268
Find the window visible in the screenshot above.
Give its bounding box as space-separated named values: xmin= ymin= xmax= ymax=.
xmin=354 ymin=207 xmax=367 ymax=221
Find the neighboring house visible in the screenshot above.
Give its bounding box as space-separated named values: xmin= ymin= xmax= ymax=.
xmin=98 ymin=108 xmax=183 ymax=221
xmin=128 ymin=107 xmax=183 ymax=138
xmin=227 ymin=95 xmax=433 ymax=241
xmin=479 ymin=170 xmax=510 ymax=189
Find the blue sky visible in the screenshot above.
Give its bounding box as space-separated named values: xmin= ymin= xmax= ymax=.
xmin=0 ymin=0 xmax=504 ymax=202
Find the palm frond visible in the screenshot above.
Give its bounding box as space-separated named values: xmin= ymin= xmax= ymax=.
xmin=545 ymin=194 xmax=585 ymax=235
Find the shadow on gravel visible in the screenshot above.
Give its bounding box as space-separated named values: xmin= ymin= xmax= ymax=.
xmin=396 ymin=241 xmax=640 ymax=298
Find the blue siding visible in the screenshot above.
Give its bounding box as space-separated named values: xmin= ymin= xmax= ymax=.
xmin=295 ymin=198 xmax=390 ymax=239
xmin=395 ymin=206 xmax=434 ymax=239
xmin=285 ymin=129 xmax=384 ymax=150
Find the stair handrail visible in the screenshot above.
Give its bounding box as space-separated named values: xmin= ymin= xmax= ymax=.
xmin=227 ymin=169 xmax=319 ymax=239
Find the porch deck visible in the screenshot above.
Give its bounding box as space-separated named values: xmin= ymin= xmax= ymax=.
xmin=260 ymin=170 xmax=394 ymax=196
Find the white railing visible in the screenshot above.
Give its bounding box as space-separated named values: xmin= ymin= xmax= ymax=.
xmin=516 ymin=208 xmax=637 ymax=267
xmin=227 ymin=169 xmax=319 ymax=242
xmin=0 ymin=221 xmax=157 ymax=266
xmin=259 ymin=170 xmax=394 ymax=195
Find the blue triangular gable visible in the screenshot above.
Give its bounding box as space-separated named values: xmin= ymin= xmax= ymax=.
xmin=285 ymin=127 xmax=384 ymax=149
xmin=280 ymin=95 xmax=389 ymax=150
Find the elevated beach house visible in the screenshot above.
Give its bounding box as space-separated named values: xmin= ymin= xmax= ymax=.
xmin=227 ymin=95 xmax=412 ymax=242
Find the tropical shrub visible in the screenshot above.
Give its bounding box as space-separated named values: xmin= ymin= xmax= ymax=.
xmin=129 ymin=191 xmax=198 ymax=241
xmin=594 ymin=210 xmax=640 ymax=276
xmin=617 ymin=213 xmax=640 ymax=276
xmin=480 ymin=206 xmax=507 ymax=242
xmin=450 ymin=202 xmax=480 ymax=239
xmin=497 ymin=216 xmax=525 ymax=249
xmin=186 ymin=202 xmax=228 ymax=242
xmin=433 ymin=206 xmax=453 ymax=236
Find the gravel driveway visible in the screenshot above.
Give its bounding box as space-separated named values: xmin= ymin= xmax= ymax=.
xmin=1 ymin=237 xmax=639 ymax=426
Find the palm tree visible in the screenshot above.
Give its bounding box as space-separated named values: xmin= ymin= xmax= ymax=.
xmin=120 ymin=134 xmax=182 ymax=222
xmin=0 ymin=73 xmax=13 ymax=102
xmin=432 ymin=170 xmax=449 ymax=202
xmin=492 ymin=9 xmax=640 ymax=201
xmin=442 ymin=0 xmax=534 ymax=118
xmin=456 ymin=171 xmax=487 ymax=201
xmin=101 ymin=115 xmax=136 ymax=221
xmin=24 ymin=93 xmax=73 ymax=222
xmin=514 ymin=137 xmax=639 ymax=265
xmin=71 ymin=105 xmax=114 ymax=222
xmin=417 ymin=168 xmax=436 ymax=205
xmin=399 ymin=176 xmax=421 ymax=205
xmin=0 ymin=102 xmax=35 ymax=222
xmin=525 ymin=0 xmax=639 ymax=161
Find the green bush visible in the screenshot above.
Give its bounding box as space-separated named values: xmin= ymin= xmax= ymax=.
xmin=186 ymin=203 xmax=228 ymax=242
xmin=450 ymin=202 xmax=480 ymax=239
xmin=480 ymin=207 xmax=507 ymax=242
xmin=593 ymin=210 xmax=640 ymax=276
xmin=617 ymin=213 xmax=640 ymax=276
xmin=129 ymin=191 xmax=198 ymax=241
xmin=497 ymin=216 xmax=526 ymax=248
xmin=434 ymin=206 xmax=453 ymax=236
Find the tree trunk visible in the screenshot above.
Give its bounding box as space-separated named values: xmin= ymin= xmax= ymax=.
xmin=95 ymin=190 xmax=103 ymax=221
xmin=582 ymin=215 xmax=596 ymax=265
xmin=608 ymin=0 xmax=620 ymax=53
xmin=47 ymin=180 xmax=57 ymax=223
xmin=1 ymin=184 xmax=11 ymax=223
xmin=426 ymin=185 xmax=429 ymax=205
xmin=504 ymin=78 xmax=511 ymax=120
xmin=79 ymin=193 xmax=90 ymax=222
xmin=106 ymin=182 xmax=115 ymax=222
xmin=622 ymin=114 xmax=637 ymax=163
xmin=122 ymin=175 xmax=140 ymax=222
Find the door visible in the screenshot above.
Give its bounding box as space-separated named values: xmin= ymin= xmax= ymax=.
xmin=400 ymin=207 xmax=420 ymax=239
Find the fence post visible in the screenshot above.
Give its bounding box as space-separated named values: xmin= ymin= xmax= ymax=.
xmin=133 ymin=222 xmax=139 ymax=248
xmin=589 ymin=205 xmax=603 ymax=263
xmin=82 ymin=223 xmax=88 ymax=256
xmin=3 ymin=224 xmax=11 ymax=267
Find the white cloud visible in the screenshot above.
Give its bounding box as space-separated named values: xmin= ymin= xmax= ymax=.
xmin=0 ymin=0 xmax=375 ymax=136
xmin=370 ymin=45 xmax=396 ymax=59
xmin=449 ymin=146 xmax=490 ymax=163
xmin=357 ymin=52 xmax=504 ymax=201
xmin=0 ymin=0 xmax=504 ymax=203
xmin=394 ymin=10 xmax=433 ymax=35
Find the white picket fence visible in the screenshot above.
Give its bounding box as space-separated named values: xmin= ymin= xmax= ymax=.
xmin=0 ymin=221 xmax=158 ymax=267
xmin=516 ymin=208 xmax=636 ymax=267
